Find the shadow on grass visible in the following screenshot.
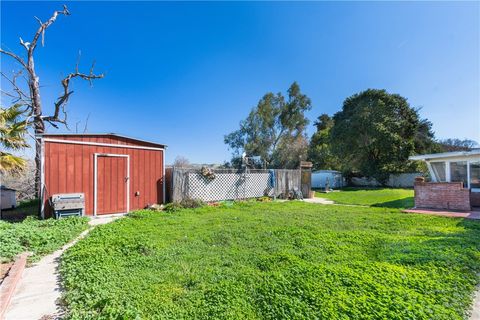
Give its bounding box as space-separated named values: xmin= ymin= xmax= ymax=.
xmin=376 ymin=218 xmax=480 ymax=270
xmin=372 ymin=197 xmax=414 ymax=209
xmin=1 ymin=199 xmax=39 ymax=222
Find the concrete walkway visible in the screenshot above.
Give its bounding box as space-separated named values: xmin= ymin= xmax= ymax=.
xmin=403 ymin=208 xmax=480 ymax=220
xmin=4 ymin=217 xmax=119 ymax=320
xmin=303 ymin=197 xmax=369 ymax=207
xmin=303 ymin=197 xmax=335 ymax=205
xmin=471 ymin=284 xmax=480 ymax=320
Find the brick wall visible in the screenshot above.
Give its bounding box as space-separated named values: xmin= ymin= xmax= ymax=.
xmin=471 ymin=192 xmax=480 ymax=208
xmin=414 ymin=182 xmax=471 ymax=211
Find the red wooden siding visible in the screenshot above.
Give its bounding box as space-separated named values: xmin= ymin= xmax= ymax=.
xmin=96 ymin=156 xmax=127 ymax=214
xmin=42 ymin=134 xmax=165 ymax=218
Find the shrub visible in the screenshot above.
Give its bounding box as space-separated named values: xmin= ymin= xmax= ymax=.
xmin=164 ymin=198 xmax=205 ymax=212
xmin=163 ymin=202 xmax=183 ymax=212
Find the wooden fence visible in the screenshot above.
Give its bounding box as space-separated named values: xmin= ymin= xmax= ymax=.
xmin=165 ymin=167 xmax=304 ymax=202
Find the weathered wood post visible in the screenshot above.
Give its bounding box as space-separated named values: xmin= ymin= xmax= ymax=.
xmin=300 ymin=161 xmax=313 ymax=198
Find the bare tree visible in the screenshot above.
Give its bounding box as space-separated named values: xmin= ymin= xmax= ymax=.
xmin=173 ymin=156 xmax=190 ymax=168
xmin=1 ymin=159 xmax=36 ymax=201
xmin=438 ymin=138 xmax=479 ymax=152
xmin=0 ymin=5 xmax=103 ymax=197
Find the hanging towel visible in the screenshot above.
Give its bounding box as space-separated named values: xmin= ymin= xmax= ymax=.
xmin=269 ymin=169 xmax=276 ymax=188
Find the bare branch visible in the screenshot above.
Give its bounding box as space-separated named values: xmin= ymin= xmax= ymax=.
xmin=0 ymin=48 xmax=28 ymax=69
xmin=0 ymin=71 xmax=31 ymax=105
xmin=75 ymin=50 xmax=81 ymax=73
xmin=34 ymin=16 xmax=42 ymax=25
xmin=41 ymin=62 xmax=103 ymax=125
xmin=83 ymin=113 xmax=90 ymax=133
xmin=33 ymin=17 xmax=45 ymax=46
xmin=19 ymin=37 xmax=30 ymax=51
xmin=29 ymin=5 xmax=70 ymax=53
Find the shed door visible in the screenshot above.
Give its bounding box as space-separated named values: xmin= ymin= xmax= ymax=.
xmin=96 ymin=155 xmax=129 ymax=215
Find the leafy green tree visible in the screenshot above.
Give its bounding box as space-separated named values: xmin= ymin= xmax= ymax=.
xmin=224 ymin=82 xmax=312 ymax=168
xmin=0 ymin=104 xmax=29 ymax=174
xmin=307 ymin=114 xmax=339 ymax=170
xmin=329 ymin=89 xmax=436 ymax=183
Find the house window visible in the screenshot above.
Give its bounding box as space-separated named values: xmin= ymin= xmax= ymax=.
xmin=470 ymin=161 xmax=480 ymax=189
xmin=450 ymin=161 xmax=468 ymax=187
xmin=430 ymin=162 xmax=446 ymax=182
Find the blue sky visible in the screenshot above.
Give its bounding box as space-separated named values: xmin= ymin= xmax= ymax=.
xmin=1 ymin=1 xmax=479 ymax=164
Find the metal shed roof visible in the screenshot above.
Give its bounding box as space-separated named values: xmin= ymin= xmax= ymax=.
xmin=1 ymin=185 xmax=16 ymax=192
xmin=38 ymin=133 xmax=167 ymax=148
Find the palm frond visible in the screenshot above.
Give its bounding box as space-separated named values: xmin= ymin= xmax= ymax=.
xmin=0 ymin=104 xmax=29 ymax=150
xmin=0 ymin=151 xmax=27 ymax=174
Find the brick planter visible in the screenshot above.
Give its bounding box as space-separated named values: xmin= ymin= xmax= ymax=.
xmin=0 ymin=253 xmax=28 ymax=319
xmin=471 ymin=192 xmax=480 ymax=207
xmin=414 ymin=182 xmax=471 ymax=211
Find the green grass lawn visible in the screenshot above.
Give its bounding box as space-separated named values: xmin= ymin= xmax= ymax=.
xmin=315 ymin=187 xmax=414 ymax=208
xmin=61 ymin=201 xmax=480 ymax=319
xmin=0 ymin=215 xmax=89 ymax=263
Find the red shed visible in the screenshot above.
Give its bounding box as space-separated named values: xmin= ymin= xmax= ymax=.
xmin=39 ymin=133 xmax=166 ymax=218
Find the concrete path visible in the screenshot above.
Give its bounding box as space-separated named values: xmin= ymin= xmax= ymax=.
xmin=303 ymin=197 xmax=369 ymax=207
xmin=403 ymin=208 xmax=480 ymax=220
xmin=303 ymin=197 xmax=335 ymax=205
xmin=4 ymin=217 xmax=119 ymax=320
xmin=470 ymin=274 xmax=480 ymax=320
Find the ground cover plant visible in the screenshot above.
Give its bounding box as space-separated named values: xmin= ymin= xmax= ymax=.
xmin=315 ymin=187 xmax=414 ymax=208
xmin=61 ymin=201 xmax=480 ymax=319
xmin=0 ymin=215 xmax=89 ymax=262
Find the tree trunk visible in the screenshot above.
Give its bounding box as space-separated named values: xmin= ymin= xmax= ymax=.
xmin=30 ymin=71 xmax=44 ymax=199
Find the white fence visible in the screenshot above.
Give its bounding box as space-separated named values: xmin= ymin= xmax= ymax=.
xmin=167 ymin=168 xmax=302 ymax=202
xmin=351 ymin=173 xmax=421 ymax=188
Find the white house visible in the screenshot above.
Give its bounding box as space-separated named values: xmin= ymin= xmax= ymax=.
xmin=409 ymin=149 xmax=480 ymax=210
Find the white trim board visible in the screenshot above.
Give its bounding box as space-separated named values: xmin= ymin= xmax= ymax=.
xmin=163 ymin=149 xmax=166 ymax=204
xmin=44 ymin=138 xmax=165 ymax=151
xmin=410 ymin=150 xmax=480 ymax=161
xmin=94 ymin=153 xmax=130 ymax=216
xmin=37 ymin=133 xmax=167 ymax=148
xmin=40 ymin=138 xmax=45 ymax=219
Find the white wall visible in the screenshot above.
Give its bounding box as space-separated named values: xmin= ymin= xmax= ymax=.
xmin=312 ymin=172 xmax=344 ymax=189
xmin=1 ymin=189 xmax=17 ymax=210
xmin=350 ymin=173 xmax=421 ymax=188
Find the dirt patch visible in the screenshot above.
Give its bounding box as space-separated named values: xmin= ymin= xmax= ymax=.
xmin=0 ymin=262 xmax=13 ymax=285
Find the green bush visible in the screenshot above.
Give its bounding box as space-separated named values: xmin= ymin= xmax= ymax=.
xmin=0 ymin=216 xmax=89 ymax=262
xmin=164 ymin=198 xmax=205 ymax=212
